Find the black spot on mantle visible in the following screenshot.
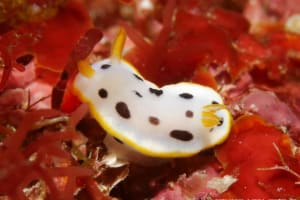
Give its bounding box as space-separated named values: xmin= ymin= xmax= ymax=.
xmin=185 ymin=110 xmax=194 ymax=118
xmin=101 ymin=64 xmax=111 ymax=69
xmin=115 ymin=102 xmax=131 ymax=119
xmin=149 ymin=116 xmax=160 ymax=125
xmin=212 ymin=101 xmax=219 ymax=104
xmin=149 ymin=88 xmax=163 ymax=96
xmin=133 ymin=74 xmax=143 ymax=81
xmin=133 ymin=90 xmax=143 ymax=98
xmin=170 ymin=130 xmax=194 ymax=141
xmin=179 ymin=93 xmax=193 ymax=99
xmin=98 ymin=88 xmax=108 ymax=98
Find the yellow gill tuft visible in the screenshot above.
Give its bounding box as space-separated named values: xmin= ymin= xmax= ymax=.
xmin=201 ymin=104 xmax=227 ymax=128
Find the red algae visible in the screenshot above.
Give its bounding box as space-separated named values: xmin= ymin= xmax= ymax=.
xmin=123 ymin=0 xmax=177 ymax=86
xmin=32 ymin=0 xmax=92 ymax=74
xmin=216 ymin=116 xmax=300 ymax=198
xmin=0 ymin=105 xmax=100 ymax=199
xmin=124 ymin=0 xmax=300 ymax=88
xmin=124 ymin=2 xmax=248 ymax=86
xmin=1 ymin=0 xmax=300 ymax=199
xmin=190 ymin=67 xmax=218 ymax=89
xmin=53 ymin=28 xmax=103 ymax=110
xmin=0 ymin=0 xmax=92 ymax=90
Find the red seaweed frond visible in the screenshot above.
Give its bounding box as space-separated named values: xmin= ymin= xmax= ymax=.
xmin=257 ymin=142 xmax=300 ymax=184
xmin=0 ymin=104 xmax=97 ymax=199
xmin=0 ymin=50 xmax=26 ymax=90
xmin=52 ymin=28 xmax=103 ymax=110
xmin=153 ymin=0 xmax=176 ymax=49
xmin=0 ymin=26 xmax=36 ymax=91
xmin=122 ymin=0 xmax=176 ymax=85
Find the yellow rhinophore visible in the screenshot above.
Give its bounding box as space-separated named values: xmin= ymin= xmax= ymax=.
xmin=111 ymin=28 xmax=126 ymax=60
xmin=77 ymin=60 xmax=95 ymax=78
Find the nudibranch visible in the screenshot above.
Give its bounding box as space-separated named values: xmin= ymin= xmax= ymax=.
xmin=72 ymin=28 xmax=232 ymax=163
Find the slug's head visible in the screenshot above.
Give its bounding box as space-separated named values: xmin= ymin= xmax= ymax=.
xmin=76 ymin=28 xmax=127 ymax=79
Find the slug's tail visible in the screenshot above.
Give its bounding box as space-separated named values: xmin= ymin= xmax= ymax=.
xmin=201 ymin=104 xmax=227 ymax=128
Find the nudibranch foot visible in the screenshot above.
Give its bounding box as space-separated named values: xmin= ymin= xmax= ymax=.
xmin=104 ymin=135 xmax=170 ymax=166
xmin=72 ymin=27 xmax=232 ymax=163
